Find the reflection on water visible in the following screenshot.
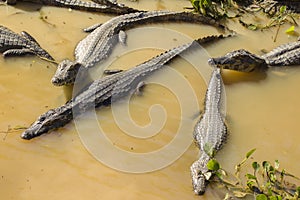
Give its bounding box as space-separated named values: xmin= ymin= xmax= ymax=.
xmin=0 ymin=1 xmax=300 ymax=199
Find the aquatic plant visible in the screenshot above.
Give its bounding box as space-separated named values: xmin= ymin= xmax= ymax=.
xmin=189 ymin=0 xmax=237 ymax=19
xmin=206 ymin=149 xmax=300 ymax=199
xmin=189 ymin=0 xmax=298 ymax=36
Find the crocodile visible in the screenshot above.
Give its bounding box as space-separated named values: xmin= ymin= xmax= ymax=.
xmin=3 ymin=0 xmax=140 ymax=15
xmin=51 ymin=10 xmax=229 ymax=86
xmin=208 ymin=38 xmax=300 ymax=72
xmin=190 ymin=67 xmax=227 ymax=195
xmin=21 ymin=34 xmax=228 ymax=140
xmin=0 ymin=25 xmax=54 ymax=60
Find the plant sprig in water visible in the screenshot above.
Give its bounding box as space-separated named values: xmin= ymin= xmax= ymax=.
xmin=206 ymin=149 xmax=300 ymax=199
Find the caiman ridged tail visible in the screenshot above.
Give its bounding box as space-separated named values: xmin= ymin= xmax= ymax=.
xmin=41 ymin=0 xmax=141 ymax=14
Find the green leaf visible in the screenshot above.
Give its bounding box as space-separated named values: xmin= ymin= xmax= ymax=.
xmin=247 ymin=180 xmax=256 ymax=188
xmin=269 ymin=196 xmax=278 ymax=200
xmin=207 ymin=159 xmax=220 ymax=171
xmin=252 ymin=162 xmax=260 ymax=171
xmin=246 ymin=173 xmax=257 ymax=180
xmin=274 ymin=160 xmax=280 ymax=170
xmin=256 ymin=194 xmax=268 ymax=200
xmin=190 ymin=0 xmax=200 ymax=11
xmin=263 ymin=161 xmax=271 ymax=170
xmin=279 ymin=5 xmax=286 ymax=14
xmin=276 ymin=195 xmax=282 ymax=200
xmin=296 ymin=186 xmax=300 ymax=195
xmin=246 ymin=148 xmax=256 ymax=159
xmin=285 ymin=25 xmax=295 ymax=34
xmin=248 ymin=24 xmax=258 ymax=31
xmin=269 ymin=173 xmax=276 ymax=182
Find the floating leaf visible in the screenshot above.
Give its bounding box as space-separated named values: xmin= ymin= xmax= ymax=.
xmin=256 ymin=194 xmax=268 ymax=200
xmin=294 ymin=187 xmax=300 ymax=198
xmin=246 ymin=148 xmax=256 ymax=159
xmin=246 ymin=173 xmax=257 ymax=180
xmin=252 ymin=162 xmax=260 ymax=171
xmin=247 ymin=180 xmax=256 ymax=188
xmin=269 ymin=196 xmax=278 ymax=200
xmin=279 ymin=5 xmax=286 ymax=14
xmin=263 ymin=161 xmax=271 ymax=170
xmin=277 ymin=196 xmax=282 ymax=200
xmin=248 ymin=24 xmax=258 ymax=30
xmin=285 ymin=25 xmax=295 ymax=34
xmin=207 ymin=159 xmax=220 ymax=171
xmin=274 ymin=160 xmax=280 ymax=170
xmin=269 ymin=173 xmax=276 ymax=182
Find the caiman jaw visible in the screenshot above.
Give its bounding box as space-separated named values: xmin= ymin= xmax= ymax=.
xmin=209 ymin=49 xmax=267 ymax=72
xmin=21 ymin=110 xmax=56 ymax=140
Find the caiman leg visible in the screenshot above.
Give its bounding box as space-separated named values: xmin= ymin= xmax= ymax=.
xmin=3 ymin=49 xmax=35 ymax=57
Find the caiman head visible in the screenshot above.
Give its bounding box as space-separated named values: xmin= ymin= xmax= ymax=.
xmin=52 ymin=59 xmax=83 ymax=86
xmin=21 ymin=109 xmax=56 ymax=140
xmin=190 ymin=154 xmax=211 ymax=195
xmin=208 ymin=49 xmax=268 ymax=72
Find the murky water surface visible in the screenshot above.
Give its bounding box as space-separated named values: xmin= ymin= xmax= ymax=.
xmin=0 ymin=0 xmax=300 ymax=199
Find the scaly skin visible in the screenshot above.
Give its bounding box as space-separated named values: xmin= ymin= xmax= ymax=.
xmin=262 ymin=38 xmax=300 ymax=66
xmin=52 ymin=10 xmax=228 ymax=86
xmin=0 ymin=25 xmax=54 ymax=60
xmin=21 ymin=34 xmax=227 ymax=140
xmin=191 ymin=67 xmax=227 ymax=195
xmin=5 ymin=0 xmax=140 ymax=14
xmin=209 ymin=38 xmax=300 ymax=72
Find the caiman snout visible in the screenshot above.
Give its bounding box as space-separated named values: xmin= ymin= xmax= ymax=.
xmin=52 ymin=60 xmax=82 ymax=86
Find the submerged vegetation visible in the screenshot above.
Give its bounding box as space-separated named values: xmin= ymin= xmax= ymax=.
xmin=189 ymin=0 xmax=298 ymax=37
xmin=189 ymin=0 xmax=239 ymax=19
xmin=206 ymin=149 xmax=300 ymax=199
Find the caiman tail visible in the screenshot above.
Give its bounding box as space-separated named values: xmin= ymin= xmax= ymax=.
xmin=0 ymin=25 xmax=54 ymax=60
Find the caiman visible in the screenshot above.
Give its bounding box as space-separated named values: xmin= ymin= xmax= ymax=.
xmin=208 ymin=37 xmax=300 ymax=72
xmin=190 ymin=67 xmax=227 ymax=195
xmin=21 ymin=34 xmax=229 ymax=140
xmin=51 ymin=10 xmax=229 ymax=86
xmin=0 ymin=25 xmax=54 ymax=60
xmin=3 ymin=0 xmax=139 ymax=15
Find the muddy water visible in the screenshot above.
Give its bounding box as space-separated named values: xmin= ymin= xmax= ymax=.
xmin=0 ymin=1 xmax=300 ymax=199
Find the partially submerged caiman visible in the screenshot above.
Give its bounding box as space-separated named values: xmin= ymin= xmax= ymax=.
xmin=52 ymin=10 xmax=229 ymax=86
xmin=209 ymin=37 xmax=300 ymax=72
xmin=3 ymin=0 xmax=139 ymax=15
xmin=21 ymin=34 xmax=229 ymax=140
xmin=190 ymin=67 xmax=227 ymax=195
xmin=0 ymin=25 xmax=54 ymax=60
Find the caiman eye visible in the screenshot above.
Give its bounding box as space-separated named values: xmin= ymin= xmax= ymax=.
xmin=39 ymin=116 xmax=46 ymax=121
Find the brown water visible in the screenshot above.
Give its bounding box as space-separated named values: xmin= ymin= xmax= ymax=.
xmin=0 ymin=1 xmax=300 ymax=199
